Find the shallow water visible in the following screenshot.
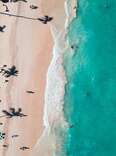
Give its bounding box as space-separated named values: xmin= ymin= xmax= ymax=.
xmin=62 ymin=0 xmax=116 ymax=155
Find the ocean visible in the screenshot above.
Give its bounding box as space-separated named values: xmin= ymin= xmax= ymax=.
xmin=62 ymin=0 xmax=116 ymax=155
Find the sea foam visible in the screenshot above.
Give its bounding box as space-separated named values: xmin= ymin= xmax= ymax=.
xmin=31 ymin=0 xmax=76 ymax=155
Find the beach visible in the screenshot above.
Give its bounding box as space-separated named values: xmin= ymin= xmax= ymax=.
xmin=30 ymin=0 xmax=77 ymax=156
xmin=0 ymin=0 xmax=76 ymax=155
xmin=0 ymin=1 xmax=53 ymax=156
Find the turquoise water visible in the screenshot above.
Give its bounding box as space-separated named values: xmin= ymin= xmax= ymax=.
xmin=62 ymin=0 xmax=116 ymax=156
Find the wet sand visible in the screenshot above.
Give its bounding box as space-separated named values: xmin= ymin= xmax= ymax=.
xmin=30 ymin=0 xmax=67 ymax=156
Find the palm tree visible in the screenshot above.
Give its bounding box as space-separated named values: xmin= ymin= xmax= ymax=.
xmin=0 ymin=0 xmax=27 ymax=3
xmin=2 ymin=65 xmax=18 ymax=77
xmin=1 ymin=108 xmax=27 ymax=118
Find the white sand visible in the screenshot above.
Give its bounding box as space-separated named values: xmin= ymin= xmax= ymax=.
xmin=0 ymin=0 xmax=76 ymax=155
xmin=0 ymin=1 xmax=53 ymax=156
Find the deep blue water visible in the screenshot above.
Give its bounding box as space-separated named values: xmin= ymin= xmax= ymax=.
xmin=62 ymin=0 xmax=116 ymax=155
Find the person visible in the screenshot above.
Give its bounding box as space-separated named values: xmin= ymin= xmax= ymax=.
xmin=26 ymin=90 xmax=35 ymax=94
xmin=3 ymin=4 xmax=9 ymax=12
xmin=30 ymin=5 xmax=38 ymax=9
xmin=12 ymin=134 xmax=19 ymax=138
xmin=20 ymin=146 xmax=30 ymax=150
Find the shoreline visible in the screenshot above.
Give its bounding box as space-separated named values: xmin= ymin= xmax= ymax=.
xmin=0 ymin=0 xmax=77 ymax=155
xmin=31 ymin=0 xmax=77 ymax=155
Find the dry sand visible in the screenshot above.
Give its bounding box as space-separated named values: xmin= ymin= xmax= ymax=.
xmin=0 ymin=0 xmax=70 ymax=155
xmin=0 ymin=1 xmax=53 ymax=156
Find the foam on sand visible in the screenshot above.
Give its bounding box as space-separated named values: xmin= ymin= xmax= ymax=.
xmin=31 ymin=23 xmax=67 ymax=156
xmin=31 ymin=0 xmax=76 ymax=155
